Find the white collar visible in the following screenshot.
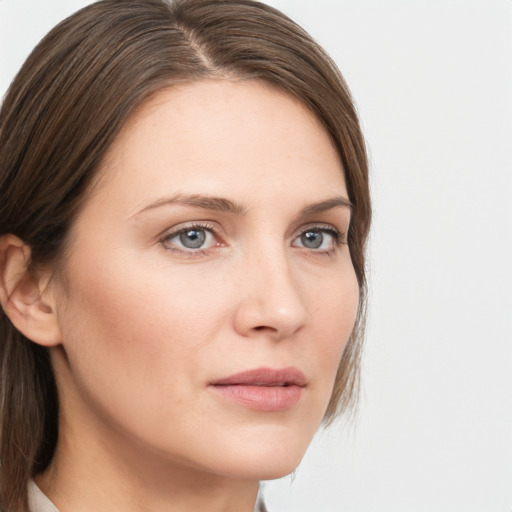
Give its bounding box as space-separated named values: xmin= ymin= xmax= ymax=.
xmin=27 ymin=480 xmax=59 ymax=512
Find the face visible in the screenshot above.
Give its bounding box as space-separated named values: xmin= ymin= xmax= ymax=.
xmin=50 ymin=80 xmax=359 ymax=481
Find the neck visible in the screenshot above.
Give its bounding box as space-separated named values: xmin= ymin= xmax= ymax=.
xmin=36 ymin=441 xmax=260 ymax=512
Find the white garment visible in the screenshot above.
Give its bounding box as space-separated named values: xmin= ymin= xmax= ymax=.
xmin=27 ymin=480 xmax=268 ymax=512
xmin=27 ymin=481 xmax=59 ymax=512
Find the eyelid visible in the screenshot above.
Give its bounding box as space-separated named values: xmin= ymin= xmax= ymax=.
xmin=157 ymin=220 xmax=347 ymax=258
xmin=159 ymin=221 xmax=225 ymax=255
xmin=293 ymin=222 xmax=346 ymax=242
xmin=290 ymin=222 xmax=348 ymax=256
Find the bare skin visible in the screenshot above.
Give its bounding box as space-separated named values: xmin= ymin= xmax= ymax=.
xmin=22 ymin=80 xmax=358 ymax=511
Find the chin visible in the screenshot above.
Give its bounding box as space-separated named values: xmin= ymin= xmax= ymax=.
xmin=214 ymin=454 xmax=305 ymax=482
xmin=199 ymin=425 xmax=314 ymax=481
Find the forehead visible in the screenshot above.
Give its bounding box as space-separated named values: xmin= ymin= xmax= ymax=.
xmin=92 ymin=79 xmax=347 ymax=214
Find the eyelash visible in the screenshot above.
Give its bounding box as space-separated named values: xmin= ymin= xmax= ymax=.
xmin=294 ymin=224 xmax=347 ymax=255
xmin=160 ymin=222 xmax=222 ymax=258
xmin=159 ymin=222 xmax=347 ymax=258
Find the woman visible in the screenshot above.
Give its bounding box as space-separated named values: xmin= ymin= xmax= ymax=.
xmin=0 ymin=0 xmax=370 ymax=510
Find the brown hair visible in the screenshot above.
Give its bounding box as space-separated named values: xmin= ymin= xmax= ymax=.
xmin=0 ymin=0 xmax=371 ymax=509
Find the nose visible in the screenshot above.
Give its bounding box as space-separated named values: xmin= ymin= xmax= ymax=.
xmin=232 ymin=250 xmax=308 ymax=341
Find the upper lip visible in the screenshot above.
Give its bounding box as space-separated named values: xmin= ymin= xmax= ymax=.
xmin=210 ymin=367 xmax=307 ymax=387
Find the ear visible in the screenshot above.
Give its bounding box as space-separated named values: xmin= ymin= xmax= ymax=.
xmin=0 ymin=234 xmax=62 ymax=347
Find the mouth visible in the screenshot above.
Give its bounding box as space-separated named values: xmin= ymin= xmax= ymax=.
xmin=208 ymin=367 xmax=307 ymax=412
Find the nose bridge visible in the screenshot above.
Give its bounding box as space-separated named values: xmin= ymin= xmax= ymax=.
xmin=233 ymin=238 xmax=308 ymax=339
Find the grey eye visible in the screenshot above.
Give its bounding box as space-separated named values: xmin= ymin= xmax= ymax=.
xmin=292 ymin=227 xmax=341 ymax=251
xmin=300 ymin=231 xmax=323 ymax=249
xmin=179 ymin=229 xmax=207 ymax=249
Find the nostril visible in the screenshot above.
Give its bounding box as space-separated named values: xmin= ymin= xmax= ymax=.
xmin=253 ymin=325 xmax=277 ymax=332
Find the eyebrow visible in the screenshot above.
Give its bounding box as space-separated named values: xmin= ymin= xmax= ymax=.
xmin=134 ymin=193 xmax=352 ymax=217
xmin=135 ymin=193 xmax=248 ymax=216
xmin=298 ymin=196 xmax=353 ymax=216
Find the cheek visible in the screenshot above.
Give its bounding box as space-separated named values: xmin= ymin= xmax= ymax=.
xmin=53 ymin=255 xmax=240 ymax=469
xmin=307 ymin=265 xmax=360 ymax=384
xmin=57 ymin=244 xmax=246 ymax=402
xmin=60 ymin=255 xmax=223 ymax=371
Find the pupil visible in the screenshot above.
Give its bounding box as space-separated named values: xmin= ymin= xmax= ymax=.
xmin=302 ymin=231 xmax=323 ymax=249
xmin=180 ymin=229 xmax=206 ymax=249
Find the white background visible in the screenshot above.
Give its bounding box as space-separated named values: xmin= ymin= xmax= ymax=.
xmin=1 ymin=1 xmax=511 ymax=511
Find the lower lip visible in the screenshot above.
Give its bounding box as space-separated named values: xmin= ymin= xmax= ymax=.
xmin=209 ymin=384 xmax=304 ymax=412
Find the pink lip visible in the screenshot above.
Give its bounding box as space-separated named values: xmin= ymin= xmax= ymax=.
xmin=209 ymin=367 xmax=307 ymax=412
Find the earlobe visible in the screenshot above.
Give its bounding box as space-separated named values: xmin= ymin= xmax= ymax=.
xmin=0 ymin=234 xmax=62 ymax=347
